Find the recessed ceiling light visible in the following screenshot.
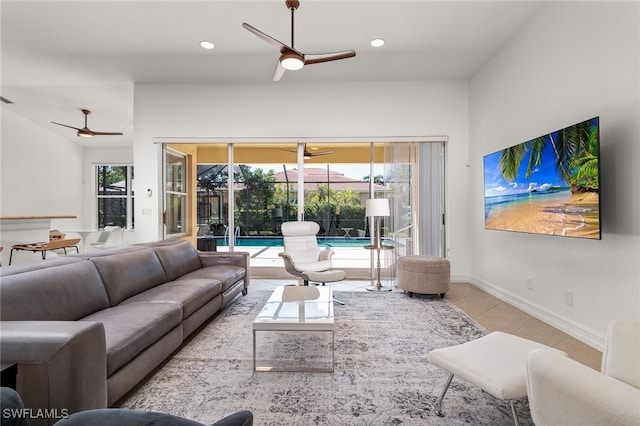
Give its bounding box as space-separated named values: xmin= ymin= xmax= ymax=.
xmin=370 ymin=38 xmax=385 ymax=48
xmin=199 ymin=41 xmax=215 ymax=50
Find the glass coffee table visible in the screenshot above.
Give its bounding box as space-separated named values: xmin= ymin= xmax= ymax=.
xmin=253 ymin=285 xmax=335 ymax=372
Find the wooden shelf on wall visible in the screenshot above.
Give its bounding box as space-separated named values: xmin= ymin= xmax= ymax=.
xmin=0 ymin=215 xmax=77 ymax=220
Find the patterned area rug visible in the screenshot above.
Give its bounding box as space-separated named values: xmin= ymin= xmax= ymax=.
xmin=121 ymin=290 xmax=532 ymax=425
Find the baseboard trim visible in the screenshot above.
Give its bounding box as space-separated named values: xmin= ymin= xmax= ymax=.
xmin=467 ymin=275 xmax=605 ymax=351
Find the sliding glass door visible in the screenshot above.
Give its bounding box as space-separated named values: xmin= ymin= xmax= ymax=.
xmin=164 ymin=141 xmax=445 ymax=280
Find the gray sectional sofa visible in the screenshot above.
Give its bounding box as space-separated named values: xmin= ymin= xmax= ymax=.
xmin=0 ymin=239 xmax=249 ymax=425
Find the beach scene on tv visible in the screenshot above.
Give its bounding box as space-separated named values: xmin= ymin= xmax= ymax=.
xmin=483 ymin=117 xmax=600 ymax=240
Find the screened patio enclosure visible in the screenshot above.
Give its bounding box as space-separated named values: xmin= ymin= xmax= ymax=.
xmin=162 ymin=141 xmax=446 ymax=280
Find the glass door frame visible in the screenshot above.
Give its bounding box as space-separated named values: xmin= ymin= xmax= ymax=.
xmin=159 ymin=136 xmax=448 ymax=277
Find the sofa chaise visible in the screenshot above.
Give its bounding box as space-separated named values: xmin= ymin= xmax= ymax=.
xmin=0 ymin=239 xmax=250 ymax=425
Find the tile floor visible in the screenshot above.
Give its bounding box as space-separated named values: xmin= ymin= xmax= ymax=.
xmin=249 ymin=278 xmax=603 ymax=370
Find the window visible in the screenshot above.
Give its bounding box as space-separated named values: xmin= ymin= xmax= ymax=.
xmin=96 ymin=165 xmax=134 ymax=229
xmin=166 ymin=150 xmax=188 ymax=235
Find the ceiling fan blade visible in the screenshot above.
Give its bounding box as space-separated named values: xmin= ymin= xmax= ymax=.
xmin=242 ymin=23 xmax=301 ymax=55
xmin=51 ymin=121 xmax=82 ymax=131
xmin=281 ymin=143 xmax=334 ymax=157
xmin=91 ymin=131 xmax=124 ymax=136
xmin=304 ymin=50 xmax=356 ymax=65
xmin=273 ymin=61 xmax=287 ymax=81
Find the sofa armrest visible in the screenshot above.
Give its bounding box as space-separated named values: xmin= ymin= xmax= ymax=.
xmin=526 ymin=348 xmax=640 ymax=426
xmin=198 ymin=251 xmax=250 ymax=287
xmin=0 ymin=321 xmax=108 ymax=425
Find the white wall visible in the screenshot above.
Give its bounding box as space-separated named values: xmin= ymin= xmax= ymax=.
xmin=133 ymin=80 xmax=472 ymax=271
xmin=0 ymin=109 xmax=133 ymax=230
xmin=0 ymin=109 xmax=85 ymax=265
xmin=0 ymin=109 xmax=134 ymax=259
xmin=469 ymin=2 xmax=639 ymax=347
xmin=0 ymin=109 xmax=85 ymax=227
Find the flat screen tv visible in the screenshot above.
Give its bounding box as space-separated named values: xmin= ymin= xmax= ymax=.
xmin=483 ymin=116 xmax=600 ymax=240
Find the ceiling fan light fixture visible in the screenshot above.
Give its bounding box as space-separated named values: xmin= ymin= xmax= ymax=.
xmin=199 ymin=40 xmax=215 ymax=50
xmin=78 ymin=131 xmax=92 ymax=138
xmin=280 ymin=52 xmax=304 ymax=70
xmin=371 ymin=38 xmax=385 ymax=48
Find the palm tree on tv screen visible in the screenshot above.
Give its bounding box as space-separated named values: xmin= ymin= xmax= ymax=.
xmin=498 ymin=118 xmax=599 ymax=193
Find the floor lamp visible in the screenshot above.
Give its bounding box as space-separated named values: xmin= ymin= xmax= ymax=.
xmin=365 ymin=198 xmax=393 ymax=292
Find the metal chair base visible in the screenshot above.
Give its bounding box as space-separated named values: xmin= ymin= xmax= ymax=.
xmin=435 ymin=373 xmax=521 ymax=426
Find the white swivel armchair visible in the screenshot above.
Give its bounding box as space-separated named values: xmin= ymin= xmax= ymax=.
xmin=526 ymin=319 xmax=640 ymax=425
xmin=279 ymin=221 xmax=346 ymax=303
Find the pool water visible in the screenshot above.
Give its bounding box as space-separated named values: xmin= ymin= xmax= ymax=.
xmin=216 ymin=236 xmax=374 ymax=248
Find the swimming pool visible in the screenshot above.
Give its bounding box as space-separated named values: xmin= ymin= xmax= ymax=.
xmin=216 ymin=236 xmax=375 ymax=248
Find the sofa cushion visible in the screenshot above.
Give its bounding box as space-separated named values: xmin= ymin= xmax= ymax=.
xmin=0 ymin=260 xmax=110 ymax=321
xmin=81 ymin=303 xmax=182 ymax=376
xmin=152 ymin=240 xmax=202 ymax=282
xmin=90 ymin=248 xmax=168 ymax=306
xmin=119 ymin=279 xmax=223 ymax=319
xmin=177 ymin=265 xmax=245 ymax=292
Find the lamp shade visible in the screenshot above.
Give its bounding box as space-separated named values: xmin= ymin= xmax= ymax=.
xmin=365 ymin=198 xmax=390 ymax=217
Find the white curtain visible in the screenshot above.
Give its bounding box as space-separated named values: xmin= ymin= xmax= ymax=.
xmin=382 ymin=142 xmax=446 ymax=280
xmin=415 ymin=142 xmax=446 ymax=257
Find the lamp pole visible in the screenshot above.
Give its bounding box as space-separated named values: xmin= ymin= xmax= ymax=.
xmin=364 ymin=198 xmax=393 ymax=292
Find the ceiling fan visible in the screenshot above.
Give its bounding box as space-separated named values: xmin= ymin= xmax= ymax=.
xmin=242 ymin=0 xmax=356 ymax=81
xmin=51 ymin=109 xmax=123 ymax=137
xmin=282 ymin=143 xmax=334 ymax=159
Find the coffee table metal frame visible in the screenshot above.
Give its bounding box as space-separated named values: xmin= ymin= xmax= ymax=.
xmin=253 ymin=285 xmax=335 ymax=372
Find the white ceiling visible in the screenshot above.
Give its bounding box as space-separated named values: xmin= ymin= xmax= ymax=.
xmin=1 ymin=1 xmax=545 ymax=147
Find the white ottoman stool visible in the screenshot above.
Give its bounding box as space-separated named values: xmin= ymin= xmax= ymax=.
xmin=397 ymin=255 xmax=450 ymax=298
xmin=428 ymin=331 xmax=567 ymax=425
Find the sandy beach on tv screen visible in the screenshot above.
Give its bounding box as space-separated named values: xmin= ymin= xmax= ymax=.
xmin=485 ymin=192 xmax=600 ymax=239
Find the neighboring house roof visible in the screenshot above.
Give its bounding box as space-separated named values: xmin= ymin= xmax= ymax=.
xmin=273 ymin=168 xmax=387 ymax=192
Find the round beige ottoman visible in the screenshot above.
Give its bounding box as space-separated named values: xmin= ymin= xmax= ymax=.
xmin=397 ymin=255 xmax=450 ymax=298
